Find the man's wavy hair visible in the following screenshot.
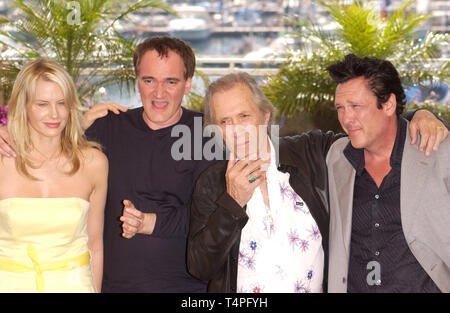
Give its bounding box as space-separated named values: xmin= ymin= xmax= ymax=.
xmin=7 ymin=59 xmax=100 ymax=180
xmin=326 ymin=54 xmax=406 ymax=116
xmin=133 ymin=36 xmax=196 ymax=80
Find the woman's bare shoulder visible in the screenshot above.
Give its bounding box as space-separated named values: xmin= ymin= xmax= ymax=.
xmin=80 ymin=147 xmax=108 ymax=172
xmin=0 ymin=156 xmax=21 ymax=190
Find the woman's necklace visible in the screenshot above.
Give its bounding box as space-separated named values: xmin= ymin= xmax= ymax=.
xmin=33 ymin=146 xmax=62 ymax=163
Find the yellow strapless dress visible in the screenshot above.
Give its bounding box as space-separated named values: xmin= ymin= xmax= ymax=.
xmin=0 ymin=197 xmax=96 ymax=293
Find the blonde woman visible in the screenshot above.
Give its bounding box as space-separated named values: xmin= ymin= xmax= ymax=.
xmin=0 ymin=59 xmax=107 ymax=292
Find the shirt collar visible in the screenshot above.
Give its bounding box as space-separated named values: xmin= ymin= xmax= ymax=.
xmin=267 ymin=138 xmax=279 ymax=175
xmin=137 ymin=106 xmax=191 ymax=133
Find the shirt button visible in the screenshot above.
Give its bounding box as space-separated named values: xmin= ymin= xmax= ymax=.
xmin=375 ymin=194 xmax=380 ymax=199
xmin=375 ymin=251 xmax=380 ymax=256
xmin=376 ymin=280 xmax=381 ymax=286
xmin=375 ymin=223 xmax=380 ymax=228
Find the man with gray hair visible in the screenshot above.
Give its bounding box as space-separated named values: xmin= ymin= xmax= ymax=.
xmin=186 ymin=72 xmax=447 ymax=293
xmin=0 ymin=57 xmax=446 ymax=293
xmin=0 ymin=36 xmax=215 ymax=293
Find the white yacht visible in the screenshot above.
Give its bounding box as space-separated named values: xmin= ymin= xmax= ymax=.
xmin=168 ymin=5 xmax=213 ymax=41
xmin=243 ymin=34 xmax=302 ymax=61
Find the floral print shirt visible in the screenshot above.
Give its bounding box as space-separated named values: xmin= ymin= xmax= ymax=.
xmin=236 ymin=141 xmax=324 ymax=293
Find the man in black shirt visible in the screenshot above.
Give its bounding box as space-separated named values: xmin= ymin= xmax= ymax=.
xmin=0 ymin=48 xmax=447 ymax=294
xmin=326 ymin=54 xmax=450 ymax=292
xmin=84 ymin=36 xmax=214 ymax=292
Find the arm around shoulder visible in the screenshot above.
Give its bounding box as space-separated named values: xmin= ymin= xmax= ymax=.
xmin=281 ymin=129 xmax=347 ymax=161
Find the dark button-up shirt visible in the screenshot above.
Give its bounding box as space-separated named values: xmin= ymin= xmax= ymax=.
xmin=344 ymin=117 xmax=440 ymax=293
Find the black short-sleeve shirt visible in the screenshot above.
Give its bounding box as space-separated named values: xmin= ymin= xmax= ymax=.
xmin=86 ymin=107 xmax=215 ymax=292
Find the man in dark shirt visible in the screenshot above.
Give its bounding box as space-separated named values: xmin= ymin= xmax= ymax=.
xmin=84 ymin=36 xmax=213 ymax=292
xmin=325 ymin=54 xmax=450 ymax=292
xmin=343 ymin=117 xmax=441 ymax=292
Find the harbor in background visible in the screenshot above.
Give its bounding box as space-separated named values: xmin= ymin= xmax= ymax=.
xmin=0 ymin=0 xmax=448 ymax=106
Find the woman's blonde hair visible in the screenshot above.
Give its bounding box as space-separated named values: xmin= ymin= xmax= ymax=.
xmin=7 ymin=59 xmax=100 ymax=180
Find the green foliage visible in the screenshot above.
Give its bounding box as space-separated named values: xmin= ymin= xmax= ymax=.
xmin=184 ymin=69 xmax=210 ymax=113
xmin=263 ymin=0 xmax=449 ymax=131
xmin=0 ymin=0 xmax=173 ymax=106
xmin=405 ymin=88 xmax=450 ymax=122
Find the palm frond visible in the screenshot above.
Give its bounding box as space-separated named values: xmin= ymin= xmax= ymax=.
xmin=264 ymin=0 xmax=448 ymax=127
xmin=0 ymin=0 xmax=173 ymax=107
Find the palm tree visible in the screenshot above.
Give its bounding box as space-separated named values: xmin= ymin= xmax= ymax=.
xmin=263 ymin=0 xmax=449 ymax=133
xmin=0 ymin=0 xmax=174 ymax=106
